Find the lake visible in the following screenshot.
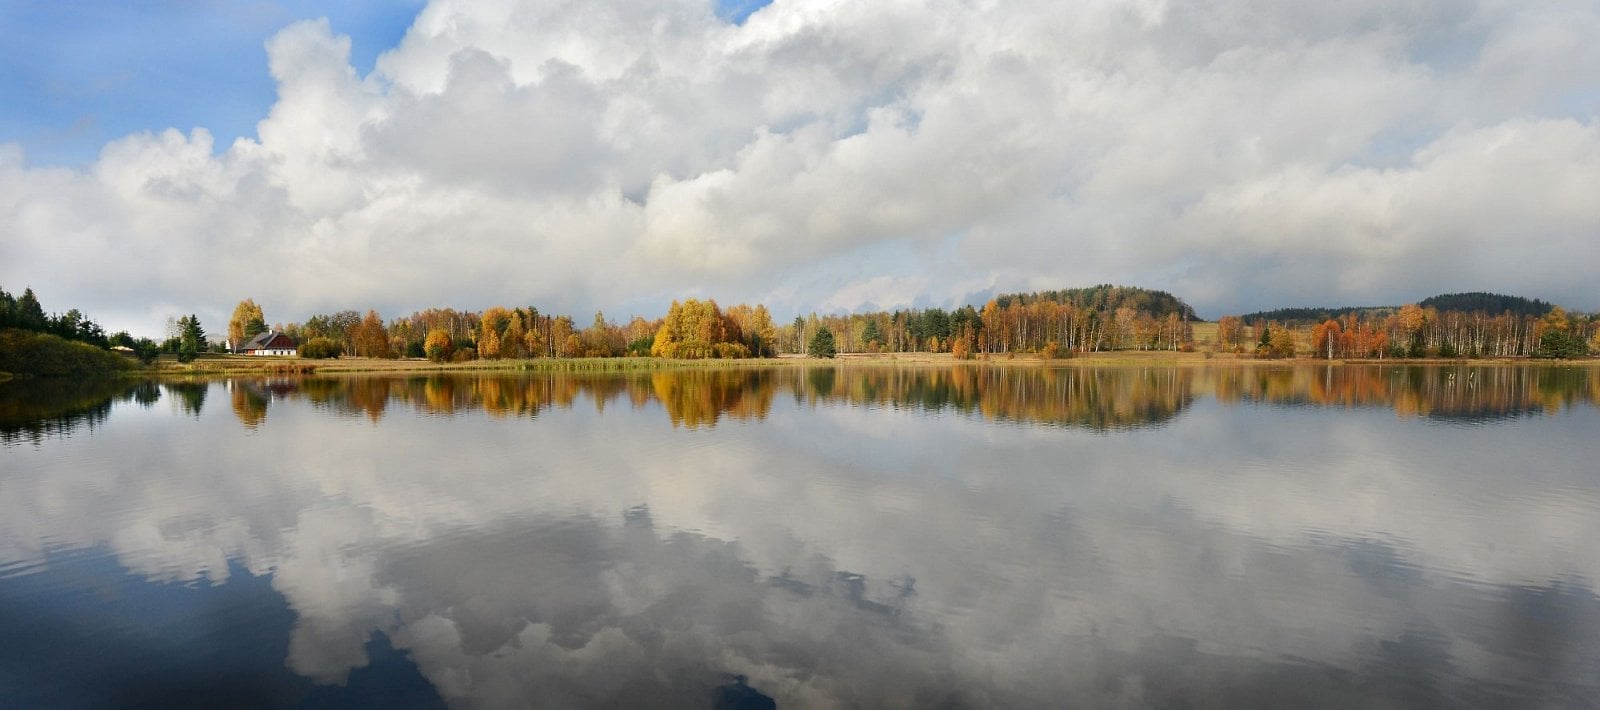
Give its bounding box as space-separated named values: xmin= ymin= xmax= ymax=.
xmin=3 ymin=363 xmax=1599 ymax=708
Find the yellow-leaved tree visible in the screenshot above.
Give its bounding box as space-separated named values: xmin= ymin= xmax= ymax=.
xmin=550 ymin=316 xmax=575 ymax=357
xmin=477 ymin=307 xmax=512 ymax=359
xmin=503 ymin=312 xmax=528 ymax=359
xmin=1217 ymin=315 xmax=1242 ymax=351
xmin=652 ymin=299 xmax=747 ymax=359
xmin=424 ymin=329 xmax=453 ymax=362
xmin=725 ymin=303 xmax=778 ymax=357
xmin=229 ymin=299 xmax=266 ymax=348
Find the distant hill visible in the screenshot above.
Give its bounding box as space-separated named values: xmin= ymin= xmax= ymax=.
xmin=994 ymin=285 xmax=1200 ymax=321
xmin=1418 ymin=292 xmax=1553 ymax=318
xmin=1237 ymin=292 xmax=1557 ymax=325
xmin=1235 ymin=306 xmax=1394 ymax=325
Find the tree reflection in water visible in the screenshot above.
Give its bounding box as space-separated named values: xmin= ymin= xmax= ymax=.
xmin=5 ymin=364 xmax=1598 ymax=440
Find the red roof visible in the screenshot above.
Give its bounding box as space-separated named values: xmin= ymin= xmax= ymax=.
xmin=240 ymin=331 xmax=297 ymax=352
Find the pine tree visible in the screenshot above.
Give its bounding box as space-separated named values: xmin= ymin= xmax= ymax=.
xmin=177 ymin=315 xmax=204 ymax=363
xmin=808 ymin=327 xmax=836 ymax=358
xmin=862 ymin=319 xmax=882 ymax=347
xmin=17 ymin=288 xmax=46 ymax=330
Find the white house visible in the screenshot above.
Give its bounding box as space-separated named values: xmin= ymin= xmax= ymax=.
xmin=238 ymin=331 xmax=297 ymax=356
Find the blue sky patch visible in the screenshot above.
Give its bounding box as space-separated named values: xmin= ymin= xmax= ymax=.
xmin=0 ymin=0 xmax=423 ymax=167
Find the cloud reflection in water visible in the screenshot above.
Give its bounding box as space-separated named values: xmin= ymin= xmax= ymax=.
xmin=2 ymin=364 xmax=1599 ymax=706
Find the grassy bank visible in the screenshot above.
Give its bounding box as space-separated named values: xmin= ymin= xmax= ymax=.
xmin=0 ymin=328 xmax=136 ymax=379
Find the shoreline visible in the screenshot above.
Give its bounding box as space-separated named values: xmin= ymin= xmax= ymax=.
xmin=125 ymin=351 xmax=1600 ymax=379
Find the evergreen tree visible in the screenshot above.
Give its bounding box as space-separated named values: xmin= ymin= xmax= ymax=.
xmin=808 ymin=327 xmax=837 ymax=358
xmin=1533 ymin=330 xmax=1589 ymax=359
xmin=177 ymin=314 xmax=204 ymax=363
xmin=244 ymin=315 xmax=268 ymax=339
xmin=17 ymin=288 xmax=46 ymax=330
xmin=862 ymin=318 xmax=882 ymax=347
xmin=0 ymin=285 xmax=14 ymax=328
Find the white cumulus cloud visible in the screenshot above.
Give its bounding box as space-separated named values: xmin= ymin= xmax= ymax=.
xmin=2 ymin=0 xmax=1597 ymax=335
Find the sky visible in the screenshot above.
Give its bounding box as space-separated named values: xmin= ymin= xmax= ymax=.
xmin=1 ymin=0 xmax=1597 ymax=337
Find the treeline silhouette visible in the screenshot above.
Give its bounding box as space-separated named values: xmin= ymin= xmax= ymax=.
xmin=1236 ymin=292 xmax=1554 ymax=325
xmin=0 ymin=285 xmax=110 ymax=347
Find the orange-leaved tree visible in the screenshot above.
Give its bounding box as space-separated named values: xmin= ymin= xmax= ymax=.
xmin=424 ymin=329 xmax=453 ymax=362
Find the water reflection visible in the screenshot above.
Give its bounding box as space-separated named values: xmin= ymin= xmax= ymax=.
xmin=1204 ymin=364 xmax=1600 ymax=421
xmin=6 ymin=365 xmax=1596 ymax=445
xmin=2 ymin=365 xmax=1599 ymax=706
xmin=206 ymin=364 xmax=1600 ymax=432
xmin=182 ymin=366 xmax=1198 ymax=432
xmin=167 ymin=381 xmax=208 ymax=418
xmin=0 ymin=378 xmax=143 ymax=444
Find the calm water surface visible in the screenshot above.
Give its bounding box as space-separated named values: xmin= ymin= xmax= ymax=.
xmin=3 ymin=364 xmax=1600 ymax=708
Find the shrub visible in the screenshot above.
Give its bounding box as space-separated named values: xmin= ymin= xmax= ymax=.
xmin=298 ymin=337 xmax=343 ymax=359
xmin=627 ymin=336 xmax=654 ymax=356
xmin=713 ymin=342 xmax=750 ymax=359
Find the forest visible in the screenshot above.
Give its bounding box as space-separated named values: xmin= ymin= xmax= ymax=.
xmin=238 ymin=285 xmax=1205 ymax=362
xmin=0 ymin=285 xmax=139 ymax=377
xmin=226 ymin=285 xmax=1600 ymax=362
xmin=1238 ymin=292 xmax=1555 ymax=326
xmin=3 ymin=283 xmax=1598 ymax=378
xmin=1223 ymin=293 xmax=1593 ymax=360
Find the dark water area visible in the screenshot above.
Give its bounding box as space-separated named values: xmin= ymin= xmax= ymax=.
xmin=3 ymin=363 xmax=1599 ymax=708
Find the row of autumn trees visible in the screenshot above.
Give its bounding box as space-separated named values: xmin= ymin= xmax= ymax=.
xmin=228 ymin=286 xmax=1596 ymax=363
xmin=783 ymin=286 xmax=1197 ymax=358
xmin=1215 ymin=303 xmax=1600 ymax=360
xmin=242 ymin=285 xmax=1200 ymax=362
xmin=248 ymin=298 xmax=783 ymax=362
